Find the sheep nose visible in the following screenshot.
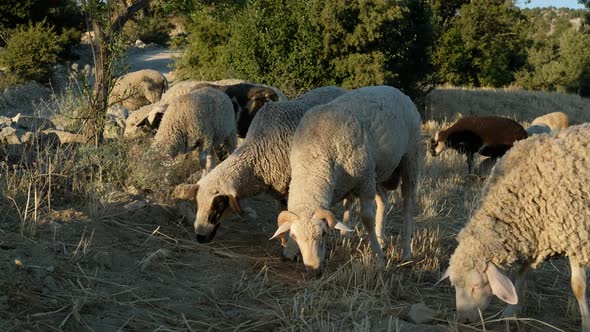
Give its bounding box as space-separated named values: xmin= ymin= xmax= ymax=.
xmin=196 ymin=234 xmax=211 ymax=243
xmin=305 ymin=266 xmax=323 ymax=278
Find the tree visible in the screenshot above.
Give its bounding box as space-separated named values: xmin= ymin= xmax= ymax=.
xmin=433 ymin=0 xmax=528 ymax=87
xmin=176 ymin=0 xmax=434 ymax=98
xmin=81 ymin=0 xmax=151 ymax=144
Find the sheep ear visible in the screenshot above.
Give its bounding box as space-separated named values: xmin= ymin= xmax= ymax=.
xmin=172 ymin=183 xmax=199 ymax=200
xmin=270 ymin=222 xmax=291 ymax=240
xmin=486 ymin=262 xmax=518 ymax=305
xmin=135 ymin=117 xmax=149 ymax=128
xmin=147 ymin=110 xmax=164 ymax=128
xmin=434 ymin=266 xmax=450 ymax=287
xmin=333 ymin=222 xmax=353 ymax=232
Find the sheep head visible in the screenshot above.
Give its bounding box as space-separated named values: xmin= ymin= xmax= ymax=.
xmin=439 ymin=262 xmax=517 ymax=322
xmin=175 ymin=180 xmax=240 ymax=244
xmin=235 ymin=87 xmax=279 ymax=138
xmin=271 ymin=209 xmax=352 ymax=271
xmin=430 ymin=131 xmax=447 ymax=156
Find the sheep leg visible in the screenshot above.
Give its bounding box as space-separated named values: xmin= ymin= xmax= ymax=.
xmin=570 ymin=261 xmax=590 ymax=331
xmin=399 ymin=154 xmax=417 ymax=262
xmin=224 ymin=134 xmax=238 ymax=157
xmin=359 ymin=196 xmax=385 ymax=261
xmin=340 ymin=197 xmax=354 ymax=238
xmin=374 ymin=186 xmax=389 ymax=249
xmin=198 ymin=150 xmax=216 ymax=176
xmin=502 ymin=265 xmax=529 ymax=317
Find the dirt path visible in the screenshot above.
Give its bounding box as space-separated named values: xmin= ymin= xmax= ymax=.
xmin=123 ymin=46 xmax=182 ymax=82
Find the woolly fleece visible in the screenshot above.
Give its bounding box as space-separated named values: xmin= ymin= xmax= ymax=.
xmin=151 ymin=87 xmax=236 ymax=158
xmin=449 ymin=123 xmax=590 ymax=288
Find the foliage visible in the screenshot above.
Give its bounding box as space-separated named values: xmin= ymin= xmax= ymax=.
xmin=0 ymin=21 xmax=64 ymax=83
xmin=124 ymin=15 xmax=174 ymax=45
xmin=0 ymin=0 xmax=84 ymax=46
xmin=176 ymin=0 xmax=434 ymax=98
xmin=433 ymin=0 xmax=528 ymax=87
xmin=515 ymin=28 xmax=590 ymax=95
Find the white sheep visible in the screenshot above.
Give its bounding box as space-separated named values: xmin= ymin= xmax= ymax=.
xmin=271 ymin=86 xmax=422 ymax=271
xmin=162 ymin=80 xmax=286 ymax=137
xmin=109 ymin=69 xmax=168 ymax=111
xmin=438 ymin=124 xmax=590 ymax=330
xmin=172 ymin=86 xmax=347 ymax=244
xmin=530 ymin=111 xmax=569 ymax=131
xmin=151 ymin=87 xmax=237 ymax=173
xmin=123 ymin=103 xmax=168 ymax=139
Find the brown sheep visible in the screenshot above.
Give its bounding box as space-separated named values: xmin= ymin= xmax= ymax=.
xmin=430 ymin=116 xmax=527 ymax=174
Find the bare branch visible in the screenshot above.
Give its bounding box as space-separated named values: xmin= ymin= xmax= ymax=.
xmin=110 ymin=0 xmax=151 ymax=34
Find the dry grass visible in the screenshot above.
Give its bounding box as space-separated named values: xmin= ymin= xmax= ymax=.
xmin=424 ymin=86 xmax=590 ymax=124
xmin=1 ymin=87 xmax=586 ymax=331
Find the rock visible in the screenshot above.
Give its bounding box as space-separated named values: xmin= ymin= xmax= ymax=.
xmin=2 ymin=81 xmax=51 ymax=113
xmin=0 ymin=115 xmax=11 ymax=127
xmin=12 ymin=114 xmax=55 ymax=131
xmin=408 ymin=303 xmax=437 ymax=325
xmin=42 ymin=129 xmax=86 ymax=144
xmin=0 ymin=126 xmax=20 ymax=144
xmin=124 ymin=200 xmax=148 ymax=210
xmin=135 ymin=39 xmax=146 ymax=48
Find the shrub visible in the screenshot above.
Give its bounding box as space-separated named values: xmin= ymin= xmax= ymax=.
xmin=176 ymin=0 xmax=434 ymax=99
xmin=124 ymin=15 xmax=173 ymax=46
xmin=0 ymin=21 xmax=64 ymax=83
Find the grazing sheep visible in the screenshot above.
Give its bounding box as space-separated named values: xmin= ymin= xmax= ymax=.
xmin=271 ymin=86 xmax=422 ymax=271
xmin=430 ymin=116 xmax=527 ymax=174
xmin=525 ymin=124 xmax=551 ymax=136
xmin=172 ymin=86 xmax=347 ymax=244
xmin=531 ymin=111 xmax=569 ymax=131
xmin=151 ymin=87 xmax=237 ymax=173
xmin=109 ymin=69 xmax=168 ymax=111
xmin=124 ymin=103 xmax=168 ymax=139
xmin=162 ymin=80 xmax=285 ymax=137
xmin=438 ymin=124 xmax=590 ymax=330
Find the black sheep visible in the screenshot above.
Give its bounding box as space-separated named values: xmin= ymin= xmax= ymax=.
xmin=430 ymin=116 xmax=528 ymax=174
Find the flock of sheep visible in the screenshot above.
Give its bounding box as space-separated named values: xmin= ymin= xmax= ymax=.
xmin=112 ymin=69 xmax=590 ymax=330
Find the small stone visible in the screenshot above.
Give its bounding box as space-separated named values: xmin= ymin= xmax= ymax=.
xmin=124 ymin=200 xmax=148 ymax=210
xmin=12 ymin=114 xmax=55 ymax=131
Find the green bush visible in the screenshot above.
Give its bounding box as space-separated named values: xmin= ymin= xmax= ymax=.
xmin=515 ymin=28 xmax=590 ymax=95
xmin=0 ymin=21 xmax=64 ymax=83
xmin=124 ymin=15 xmax=173 ymax=46
xmin=176 ymin=0 xmax=434 ymax=98
xmin=432 ymin=0 xmax=528 ymax=87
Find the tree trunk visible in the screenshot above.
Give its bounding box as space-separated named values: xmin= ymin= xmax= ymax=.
xmin=84 ymin=0 xmax=152 ymax=144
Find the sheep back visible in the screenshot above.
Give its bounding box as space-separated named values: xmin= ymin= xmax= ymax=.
xmin=290 ymin=86 xmax=421 ymax=204
xmin=110 ymin=69 xmax=168 ymax=111
xmin=152 ymin=87 xmax=235 ymax=158
xmin=452 ymin=123 xmax=590 ymax=275
xmin=294 ymin=86 xmax=347 ymax=108
xmin=439 ymin=116 xmax=527 ymax=157
xmin=531 ymin=111 xmax=569 ymax=131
